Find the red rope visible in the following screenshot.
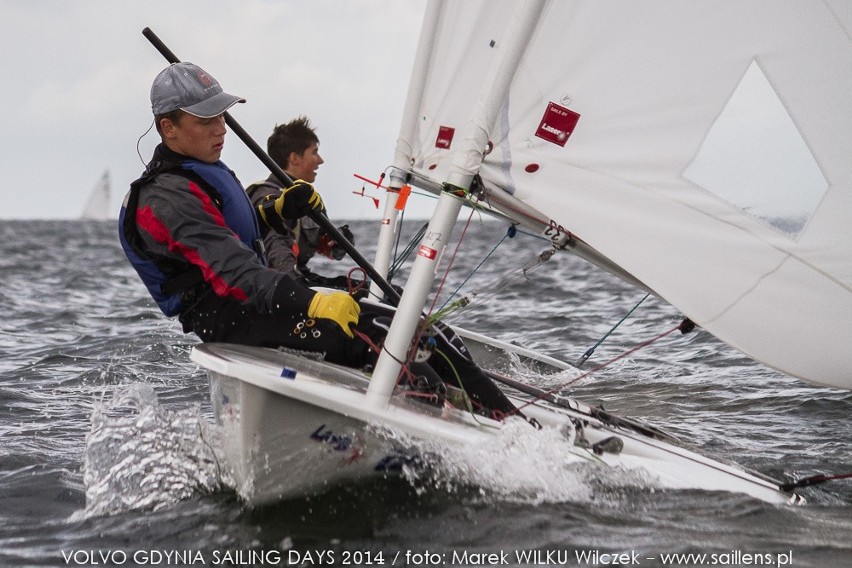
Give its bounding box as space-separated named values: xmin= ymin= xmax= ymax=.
xmin=424 ymin=207 xmax=476 ymax=323
xmin=352 ymin=328 xmax=420 ymax=390
xmin=346 ymin=267 xmax=367 ymax=295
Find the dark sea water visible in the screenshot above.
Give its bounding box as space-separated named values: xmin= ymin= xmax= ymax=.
xmin=1 ymin=217 xmax=851 ymax=567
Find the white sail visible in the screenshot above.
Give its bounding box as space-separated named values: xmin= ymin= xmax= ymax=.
xmin=396 ymin=1 xmax=852 ymax=390
xmin=80 ymin=170 xmax=111 ymax=220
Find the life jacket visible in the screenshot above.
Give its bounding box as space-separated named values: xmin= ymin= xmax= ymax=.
xmin=119 ymin=147 xmax=263 ymax=316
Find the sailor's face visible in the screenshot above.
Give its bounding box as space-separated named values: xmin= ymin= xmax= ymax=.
xmin=162 ymin=113 xmax=227 ymax=163
xmin=288 ymin=142 xmax=324 ymax=183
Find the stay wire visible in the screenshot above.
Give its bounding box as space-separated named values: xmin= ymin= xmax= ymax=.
xmin=389 ymin=221 xmax=429 ymax=281
xmin=439 ymin=224 xmax=516 ymax=312
xmin=576 ymin=292 xmax=651 ymax=368
xmin=429 ymin=247 xmax=555 ymax=324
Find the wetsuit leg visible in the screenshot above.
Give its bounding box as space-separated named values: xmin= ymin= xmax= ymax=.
xmin=355 ymin=303 xmax=517 ymax=417
xmin=180 ymin=293 xmax=372 ymax=367
xmin=182 ymin=295 xmax=515 ymax=417
xmin=427 ymin=322 xmax=517 ymax=416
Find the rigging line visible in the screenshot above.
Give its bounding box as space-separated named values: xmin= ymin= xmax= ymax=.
xmin=389 ymin=221 xmax=429 ymax=280
xmin=509 ymin=319 xmax=693 ymax=416
xmin=576 ymin=292 xmax=651 ymax=368
xmin=353 ymin=328 xmax=417 ymax=389
xmin=425 ymin=204 xmax=478 ymax=320
xmin=439 ymin=224 xmax=516 ymax=312
xmin=408 ymin=205 xmax=478 ymax=367
xmin=390 ymin=208 xmax=406 ymax=279
xmin=428 ymin=247 xmax=555 ymax=324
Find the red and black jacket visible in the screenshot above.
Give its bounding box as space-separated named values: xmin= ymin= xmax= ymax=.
xmin=119 ymin=144 xmax=314 ymax=317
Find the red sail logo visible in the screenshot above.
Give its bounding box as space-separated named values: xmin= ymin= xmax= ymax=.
xmin=435 ymin=126 xmax=455 ymax=149
xmin=535 ymin=102 xmax=580 ymax=147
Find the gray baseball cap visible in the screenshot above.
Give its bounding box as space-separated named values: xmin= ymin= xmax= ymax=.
xmin=151 ymin=62 xmax=245 ymax=118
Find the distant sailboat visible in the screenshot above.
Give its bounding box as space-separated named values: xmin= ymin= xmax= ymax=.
xmin=80 ymin=171 xmax=111 ymax=220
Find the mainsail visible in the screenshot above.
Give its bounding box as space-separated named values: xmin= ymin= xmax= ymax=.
xmin=392 ymin=0 xmax=852 ymax=390
xmin=80 ymin=170 xmax=111 ymax=220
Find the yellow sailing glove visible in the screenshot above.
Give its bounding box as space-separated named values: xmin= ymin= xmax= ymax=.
xmin=307 ymin=291 xmax=360 ymax=338
xmin=257 ymin=180 xmax=325 ymax=229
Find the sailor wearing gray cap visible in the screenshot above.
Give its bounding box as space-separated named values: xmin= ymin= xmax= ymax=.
xmin=148 ymin=62 xmax=247 ymax=164
xmin=151 ymin=61 xmax=245 ymax=118
xmin=120 ymin=60 xmax=364 ymax=368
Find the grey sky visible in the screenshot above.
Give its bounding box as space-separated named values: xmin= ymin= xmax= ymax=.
xmin=0 ymin=0 xmax=429 ymax=220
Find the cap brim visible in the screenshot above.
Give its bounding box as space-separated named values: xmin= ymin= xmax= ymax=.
xmin=182 ymin=92 xmax=245 ymax=118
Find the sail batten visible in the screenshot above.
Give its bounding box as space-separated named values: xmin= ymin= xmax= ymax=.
xmin=396 ymin=0 xmax=852 ymax=389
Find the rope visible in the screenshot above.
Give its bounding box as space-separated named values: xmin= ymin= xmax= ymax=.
xmin=508 ymin=319 xmax=693 ymax=416
xmin=422 ymin=206 xmax=477 ymax=326
xmin=388 ymin=221 xmax=428 ymax=281
xmin=439 ymin=224 xmax=516 ymax=312
xmin=346 ymin=267 xmax=367 ymax=296
xmin=428 ymin=247 xmax=555 ymax=324
xmin=576 ymin=292 xmax=651 ymax=367
xmin=352 ymin=327 xmax=419 ymax=389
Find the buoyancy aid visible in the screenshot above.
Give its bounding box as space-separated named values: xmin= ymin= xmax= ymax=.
xmin=119 ymin=145 xmax=264 ymax=316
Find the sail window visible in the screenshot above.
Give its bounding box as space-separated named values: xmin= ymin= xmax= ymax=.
xmin=683 ymin=61 xmax=827 ymax=237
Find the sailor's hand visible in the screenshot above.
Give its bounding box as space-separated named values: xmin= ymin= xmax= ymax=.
xmin=258 ymin=180 xmax=324 ymax=225
xmin=307 ymin=291 xmax=360 ymax=338
xmin=317 ymin=225 xmax=353 ymax=261
xmin=338 ymin=224 xmax=354 ymax=245
xmin=332 ymin=224 xmax=354 ymax=260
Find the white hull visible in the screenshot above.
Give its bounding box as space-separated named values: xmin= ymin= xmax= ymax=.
xmin=192 ymin=343 xmax=802 ymax=507
xmin=201 ymin=344 xmax=510 ymax=505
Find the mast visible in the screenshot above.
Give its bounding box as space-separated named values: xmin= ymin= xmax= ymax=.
xmin=369 ymin=0 xmax=445 ymax=302
xmin=366 ymin=0 xmax=547 ymax=407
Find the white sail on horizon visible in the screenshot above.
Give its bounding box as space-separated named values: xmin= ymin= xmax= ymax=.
xmin=80 ymin=170 xmax=111 ymax=220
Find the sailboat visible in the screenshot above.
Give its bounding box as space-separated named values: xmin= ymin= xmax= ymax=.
xmin=80 ymin=170 xmax=112 ymax=220
xmin=187 ymin=0 xmax=851 ymax=507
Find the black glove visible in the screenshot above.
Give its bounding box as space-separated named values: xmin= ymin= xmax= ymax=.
xmin=333 ymin=225 xmax=354 ymax=260
xmin=317 ymin=224 xmax=353 ymax=261
xmin=257 ymin=180 xmax=324 ymax=229
xmin=338 ymin=224 xmax=354 ymax=244
xmin=301 ymin=270 xmax=356 ymax=291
